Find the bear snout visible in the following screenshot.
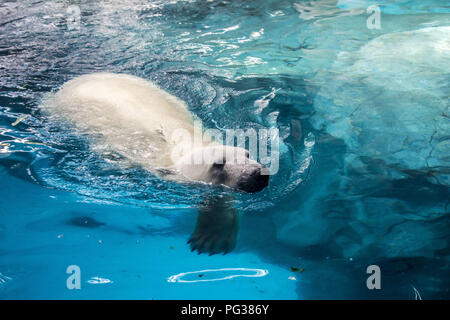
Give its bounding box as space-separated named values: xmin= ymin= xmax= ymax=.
xmin=237 ymin=167 xmax=269 ymax=193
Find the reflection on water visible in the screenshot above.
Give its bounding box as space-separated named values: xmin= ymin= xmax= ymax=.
xmin=168 ymin=268 xmax=269 ymax=283
xmin=0 ymin=273 xmax=12 ymax=285
xmin=87 ymin=277 xmax=114 ymax=285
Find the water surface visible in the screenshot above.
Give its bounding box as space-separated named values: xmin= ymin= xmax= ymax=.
xmin=0 ymin=0 xmax=449 ymax=299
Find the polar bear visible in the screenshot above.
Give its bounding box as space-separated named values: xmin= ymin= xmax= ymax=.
xmin=43 ymin=72 xmax=269 ymax=254
xmin=44 ymin=72 xmax=269 ymax=193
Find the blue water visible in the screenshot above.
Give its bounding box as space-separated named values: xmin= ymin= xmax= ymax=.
xmin=0 ymin=0 xmax=449 ymax=299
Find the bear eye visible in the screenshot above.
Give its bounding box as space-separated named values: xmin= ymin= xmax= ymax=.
xmin=213 ymin=159 xmax=226 ymax=169
xmin=245 ymin=151 xmax=250 ymax=158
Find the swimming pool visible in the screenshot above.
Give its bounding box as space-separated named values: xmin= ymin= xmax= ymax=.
xmin=0 ymin=0 xmax=448 ymax=299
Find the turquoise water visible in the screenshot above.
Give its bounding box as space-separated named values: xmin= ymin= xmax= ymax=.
xmin=0 ymin=0 xmax=449 ymax=299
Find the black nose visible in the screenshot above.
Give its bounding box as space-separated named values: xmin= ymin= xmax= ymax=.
xmin=238 ymin=168 xmax=269 ymax=193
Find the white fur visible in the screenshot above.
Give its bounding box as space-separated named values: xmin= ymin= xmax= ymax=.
xmin=42 ymin=73 xmax=258 ymax=186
